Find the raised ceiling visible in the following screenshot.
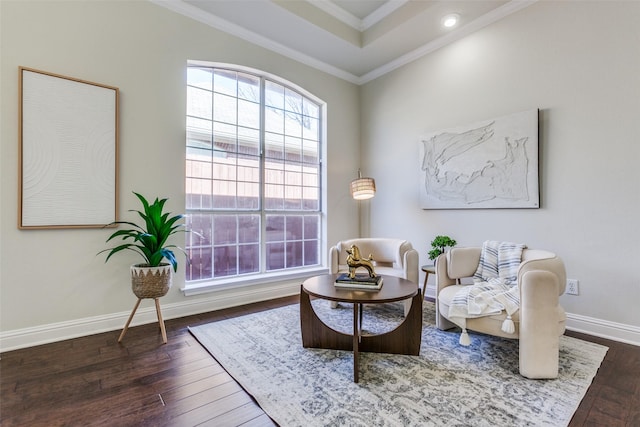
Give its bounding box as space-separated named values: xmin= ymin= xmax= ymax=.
xmin=154 ymin=0 xmax=535 ymax=84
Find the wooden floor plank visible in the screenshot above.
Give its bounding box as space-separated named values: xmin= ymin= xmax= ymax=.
xmin=198 ymin=401 xmax=269 ymax=427
xmin=238 ymin=413 xmax=278 ymax=427
xmin=1 ymin=295 xmax=638 ymax=427
xmin=168 ymin=391 xmax=254 ymax=426
xmin=160 ymin=371 xmax=236 ymax=403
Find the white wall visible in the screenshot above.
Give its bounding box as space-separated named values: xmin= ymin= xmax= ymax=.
xmin=0 ymin=0 xmax=360 ymax=349
xmin=3 ymin=0 xmax=639 ymax=350
xmin=361 ymin=1 xmax=640 ymax=343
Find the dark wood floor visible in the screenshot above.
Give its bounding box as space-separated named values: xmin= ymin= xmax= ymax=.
xmin=1 ymin=295 xmax=639 ymax=426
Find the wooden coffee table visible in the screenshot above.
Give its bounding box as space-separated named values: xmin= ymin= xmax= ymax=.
xmin=300 ymin=274 xmax=422 ymax=382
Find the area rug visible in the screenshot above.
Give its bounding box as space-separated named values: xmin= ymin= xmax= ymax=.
xmin=189 ymin=301 xmax=607 ymax=427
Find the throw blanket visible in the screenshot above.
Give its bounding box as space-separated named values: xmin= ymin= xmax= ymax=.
xmin=448 ymin=241 xmax=526 ymax=345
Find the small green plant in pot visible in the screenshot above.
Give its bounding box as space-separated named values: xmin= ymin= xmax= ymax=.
xmin=99 ymin=192 xmax=188 ymax=299
xmin=428 ymin=235 xmax=457 ymax=263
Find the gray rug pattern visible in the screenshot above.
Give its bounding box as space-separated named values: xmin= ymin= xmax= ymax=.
xmin=189 ymin=301 xmax=607 ymax=427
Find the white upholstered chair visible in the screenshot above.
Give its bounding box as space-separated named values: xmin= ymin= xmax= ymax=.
xmin=329 ymin=238 xmax=419 ymax=316
xmin=435 ymin=247 xmax=567 ymax=379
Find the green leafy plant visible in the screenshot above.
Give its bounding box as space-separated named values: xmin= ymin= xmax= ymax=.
xmin=99 ymin=192 xmax=187 ymax=272
xmin=428 ymin=235 xmax=457 ymax=261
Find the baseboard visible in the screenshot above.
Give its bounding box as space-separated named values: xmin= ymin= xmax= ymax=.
xmin=565 ymin=312 xmax=640 ymax=347
xmin=2 ymin=282 xmax=639 ymax=352
xmin=0 ymin=281 xmax=300 ymax=353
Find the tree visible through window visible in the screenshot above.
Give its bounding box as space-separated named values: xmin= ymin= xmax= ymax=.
xmin=185 ymin=65 xmax=323 ymax=282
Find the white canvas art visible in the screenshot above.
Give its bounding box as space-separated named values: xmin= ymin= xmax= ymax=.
xmin=20 ymin=68 xmax=118 ymax=228
xmin=419 ymin=109 xmax=539 ymax=209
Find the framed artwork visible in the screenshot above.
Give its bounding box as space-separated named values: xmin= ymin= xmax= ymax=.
xmin=419 ymin=109 xmax=539 ymax=209
xmin=19 ymin=67 xmax=119 ymax=229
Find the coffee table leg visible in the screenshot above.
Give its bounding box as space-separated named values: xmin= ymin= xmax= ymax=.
xmin=353 ymin=302 xmax=359 ymax=383
xmin=299 ymin=286 xmax=353 ymax=351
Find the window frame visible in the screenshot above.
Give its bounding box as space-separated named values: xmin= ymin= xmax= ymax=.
xmin=183 ymin=61 xmax=328 ymax=295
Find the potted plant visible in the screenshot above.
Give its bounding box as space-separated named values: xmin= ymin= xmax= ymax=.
xmin=428 ymin=235 xmax=457 ymax=263
xmin=99 ymin=192 xmax=187 ymax=299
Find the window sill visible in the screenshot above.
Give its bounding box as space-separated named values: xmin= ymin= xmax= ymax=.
xmin=181 ymin=267 xmax=330 ymax=297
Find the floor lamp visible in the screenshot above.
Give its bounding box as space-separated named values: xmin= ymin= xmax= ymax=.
xmin=350 ymin=170 xmax=375 ymax=237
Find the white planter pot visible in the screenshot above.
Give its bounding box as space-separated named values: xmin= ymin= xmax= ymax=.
xmin=130 ymin=264 xmax=172 ymax=299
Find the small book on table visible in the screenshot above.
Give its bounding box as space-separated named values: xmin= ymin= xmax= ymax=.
xmin=335 ymin=273 xmax=383 ymax=290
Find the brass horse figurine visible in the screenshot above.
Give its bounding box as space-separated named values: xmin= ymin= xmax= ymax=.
xmin=346 ymin=244 xmax=377 ymax=278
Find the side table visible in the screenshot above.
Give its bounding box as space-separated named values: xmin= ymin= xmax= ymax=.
xmin=421 ymin=264 xmax=435 ymax=297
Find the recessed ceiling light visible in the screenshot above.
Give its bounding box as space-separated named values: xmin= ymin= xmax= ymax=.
xmin=442 ymin=14 xmax=460 ymax=28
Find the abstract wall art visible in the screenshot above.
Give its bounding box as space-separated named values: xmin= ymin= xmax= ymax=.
xmin=19 ymin=67 xmax=119 ymax=228
xmin=419 ymin=109 xmax=539 ymax=209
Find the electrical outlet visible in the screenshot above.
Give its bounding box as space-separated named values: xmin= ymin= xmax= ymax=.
xmin=566 ymin=279 xmax=579 ymax=295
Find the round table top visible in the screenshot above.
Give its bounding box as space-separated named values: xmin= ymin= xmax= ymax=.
xmin=302 ymin=274 xmax=418 ymax=304
xmin=421 ymin=264 xmax=436 ymax=273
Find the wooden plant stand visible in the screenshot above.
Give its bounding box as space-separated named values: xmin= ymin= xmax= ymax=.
xmin=118 ymin=297 xmax=167 ymax=344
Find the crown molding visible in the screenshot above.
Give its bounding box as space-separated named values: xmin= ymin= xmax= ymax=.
xmin=306 ymin=0 xmax=362 ymax=30
xmin=151 ymin=0 xmax=361 ymax=84
xmin=359 ymin=0 xmax=538 ymax=84
xmin=308 ymin=0 xmax=409 ymax=31
xmin=361 ymin=0 xmax=409 ymax=30
xmin=151 ymin=0 xmax=537 ymax=86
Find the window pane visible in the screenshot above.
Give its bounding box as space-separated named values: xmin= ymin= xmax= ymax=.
xmin=238 ymin=99 xmax=259 ymax=129
xmin=186 ymin=158 xmax=212 ymax=180
xmin=213 ymin=122 xmax=236 ymax=152
xmin=187 ymin=86 xmax=212 ymax=119
xmin=285 ymin=136 xmax=302 ymax=162
xmin=265 ymin=185 xmax=284 ymax=210
xmin=237 ymin=154 xmax=260 ymax=209
xmin=265 ymin=81 xmax=284 ymax=109
xmin=238 ymin=215 xmax=260 ymax=243
xmin=186 ymin=177 xmax=212 ymax=210
xmin=186 ymin=214 xmax=212 ymax=246
xmin=214 ymin=93 xmax=237 ymax=124
xmin=284 ymin=88 xmax=302 ymax=114
xmin=239 ymin=244 xmax=259 ymax=274
xmin=302 ymin=187 xmax=319 ymax=210
xmin=214 ymin=245 xmax=237 ymax=277
xmin=304 ymin=215 xmax=318 ymax=239
xmin=286 ymin=241 xmax=303 ymax=268
xmin=187 ymin=146 xmax=212 ymax=162
xmin=266 ymin=215 xmax=284 ymax=242
xmin=302 ymin=165 xmax=318 ymax=185
xmin=265 ymin=107 xmax=284 ymax=134
xmin=285 ymin=113 xmax=302 ymax=137
xmin=238 ymin=127 xmax=259 ymax=156
xmin=265 ymin=132 xmax=284 ymax=160
xmin=304 ymin=240 xmax=319 ymax=266
xmin=187 ymin=246 xmax=212 ymax=281
xmin=187 ymin=117 xmax=212 ymax=148
xmin=238 ymin=73 xmax=259 ymax=102
xmin=213 ymin=215 xmax=237 ymax=244
xmin=188 ymin=67 xmax=212 ymax=91
xmin=302 ymin=139 xmax=318 ymax=164
xmin=214 ymin=69 xmax=237 ymax=96
xmin=303 ymin=117 xmax=318 ymax=141
xmin=303 ymin=97 xmax=319 ymax=119
xmin=266 ymin=242 xmax=285 ymax=271
xmin=286 ymin=215 xmax=302 ymax=240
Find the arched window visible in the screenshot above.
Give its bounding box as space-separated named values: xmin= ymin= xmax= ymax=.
xmin=185 ymin=63 xmax=325 ymax=287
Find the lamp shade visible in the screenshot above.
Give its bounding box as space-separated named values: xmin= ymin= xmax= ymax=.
xmin=350 ymin=177 xmax=376 ymax=200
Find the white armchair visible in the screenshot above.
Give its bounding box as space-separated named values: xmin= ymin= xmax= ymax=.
xmin=330 ymin=238 xmax=419 ymax=315
xmin=435 ymin=247 xmax=567 ymax=379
